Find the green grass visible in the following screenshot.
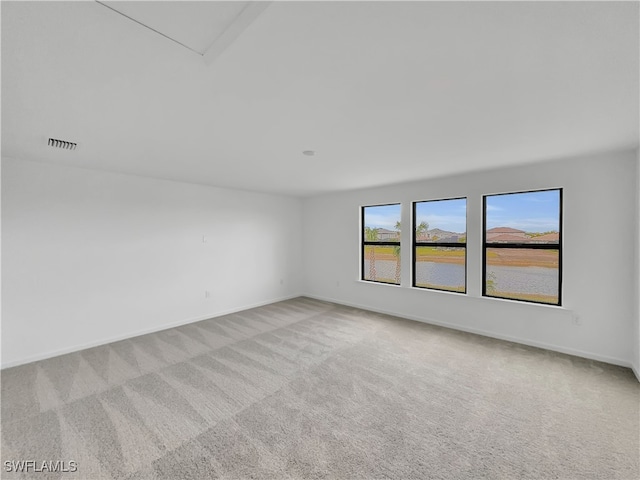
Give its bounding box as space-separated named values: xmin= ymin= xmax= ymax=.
xmin=364 ymin=245 xmax=397 ymax=256
xmin=415 ymin=246 xmax=464 ymax=257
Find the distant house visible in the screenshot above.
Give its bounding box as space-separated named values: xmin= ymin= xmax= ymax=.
xmin=487 ymin=233 xmax=530 ymax=243
xmin=425 ymin=228 xmax=464 ymax=242
xmin=376 ymin=228 xmax=400 ymax=240
xmin=438 ymin=235 xmax=459 ymax=242
xmin=429 ymin=228 xmax=454 ymax=238
xmin=486 ymin=227 xmax=527 ymax=241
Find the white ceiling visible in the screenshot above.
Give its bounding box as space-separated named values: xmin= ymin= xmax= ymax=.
xmin=2 ymin=1 xmax=638 ymax=197
xmin=100 ymin=1 xmax=249 ymax=54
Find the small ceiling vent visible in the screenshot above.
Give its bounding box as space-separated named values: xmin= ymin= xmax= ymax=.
xmin=48 ymin=138 xmax=77 ymax=150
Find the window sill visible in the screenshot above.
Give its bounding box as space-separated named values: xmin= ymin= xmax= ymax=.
xmin=356 ymin=279 xmax=402 ymax=288
xmin=359 ymin=282 xmax=569 ymax=311
xmin=478 ymin=294 xmax=567 ymax=310
xmin=408 ymin=286 xmax=466 ymax=297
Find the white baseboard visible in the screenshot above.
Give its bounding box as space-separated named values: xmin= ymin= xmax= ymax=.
xmin=632 ymin=363 xmax=640 ymax=383
xmin=302 ymin=293 xmax=635 ymax=372
xmin=1 ymin=294 xmax=300 ymax=370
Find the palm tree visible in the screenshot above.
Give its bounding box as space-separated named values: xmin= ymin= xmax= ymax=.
xmin=393 ymin=221 xmax=428 ymax=283
xmin=416 ymin=221 xmax=428 ymax=239
xmin=393 ymin=221 xmax=402 ymax=283
xmin=364 ymin=227 xmax=378 ymax=280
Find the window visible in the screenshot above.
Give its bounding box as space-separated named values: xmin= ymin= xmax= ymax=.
xmin=413 ymin=198 xmax=467 ymax=293
xmin=483 ymin=189 xmax=562 ymax=305
xmin=362 ymin=203 xmax=401 ymax=284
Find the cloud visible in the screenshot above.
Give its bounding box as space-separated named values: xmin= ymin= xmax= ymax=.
xmin=486 ymin=205 xmax=504 ymax=212
xmin=364 ymin=213 xmax=399 ymax=230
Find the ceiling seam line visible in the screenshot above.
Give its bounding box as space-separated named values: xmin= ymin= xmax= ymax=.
xmin=203 ymin=1 xmax=253 ymax=52
xmin=95 ymin=1 xmax=204 ymax=56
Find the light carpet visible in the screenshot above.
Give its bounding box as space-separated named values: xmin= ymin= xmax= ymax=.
xmin=1 ymin=297 xmax=638 ymax=479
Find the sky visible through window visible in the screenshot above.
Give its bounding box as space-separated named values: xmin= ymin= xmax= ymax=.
xmin=364 ymin=191 xmax=559 ymax=234
xmin=363 ymin=204 xmax=401 ymax=230
xmin=415 ymin=198 xmax=466 ymax=233
xmin=486 ymin=190 xmax=560 ymax=233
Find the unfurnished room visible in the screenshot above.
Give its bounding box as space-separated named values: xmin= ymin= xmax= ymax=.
xmin=1 ymin=1 xmax=639 ymax=479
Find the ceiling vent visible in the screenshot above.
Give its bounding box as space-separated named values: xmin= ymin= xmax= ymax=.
xmin=48 ymin=138 xmax=77 ymax=150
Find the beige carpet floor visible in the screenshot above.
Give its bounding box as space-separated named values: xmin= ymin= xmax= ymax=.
xmin=1 ymin=297 xmax=638 ymax=479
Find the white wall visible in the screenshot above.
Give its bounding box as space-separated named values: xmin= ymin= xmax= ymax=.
xmin=4 ymin=150 xmax=638 ymax=371
xmin=634 ymin=148 xmax=640 ymax=379
xmin=302 ymin=149 xmax=638 ymax=367
xmin=1 ymin=157 xmax=303 ymax=367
